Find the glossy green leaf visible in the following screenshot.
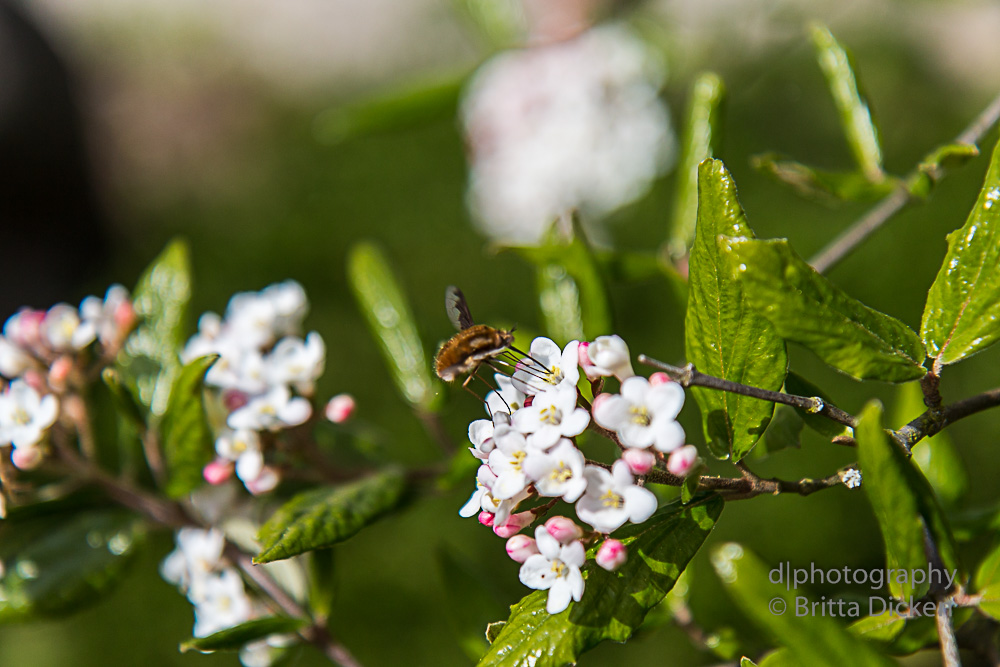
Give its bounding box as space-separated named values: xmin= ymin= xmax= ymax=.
xmin=160 ymin=355 xmax=218 ymax=499
xmin=668 ymin=72 xmax=726 ymax=258
xmin=856 ymin=401 xmax=962 ymax=600
xmin=0 ymin=509 xmax=142 ymax=622
xmin=751 ymin=153 xmax=897 ymax=202
xmin=756 ymin=404 xmax=803 ymax=458
xmin=974 ymin=540 xmax=1000 ymax=591
xmin=847 ymin=612 xmax=905 ymax=644
xmin=117 ymin=238 xmax=191 ymax=417
xmin=712 ymin=543 xmax=895 ymax=667
xmin=479 ymin=494 xmax=723 ymax=667
xmin=783 ymin=372 xmax=852 ymax=438
xmin=180 ymin=616 xmax=306 ymax=652
xmin=921 ymin=137 xmax=1000 ymax=366
xmin=255 ymin=468 xmax=406 ymax=564
xmin=740 ymin=659 xmax=759 ymax=667
xmin=514 ymin=221 xmax=612 ymax=340
xmin=726 ymin=238 xmax=926 ymax=382
xmin=685 ymin=159 xmax=787 ymax=460
xmin=892 ymin=382 xmax=967 ymax=507
xmin=536 ymin=264 xmax=585 ymax=343
xmin=979 ymin=582 xmax=1000 ymax=621
xmin=347 ymin=242 xmax=440 ymax=411
xmin=810 ymin=23 xmax=883 ymax=181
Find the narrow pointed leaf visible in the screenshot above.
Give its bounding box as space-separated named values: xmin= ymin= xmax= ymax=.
xmin=479 ymin=494 xmax=723 ymax=667
xmin=255 ymin=468 xmax=406 ymax=564
xmin=713 ymin=543 xmax=895 ymax=667
xmin=160 ymin=355 xmax=218 ymax=499
xmin=180 ymin=616 xmax=307 ymax=652
xmin=347 ymin=243 xmax=440 ymax=411
xmin=892 ymin=382 xmax=967 ymax=506
xmin=685 ymin=159 xmax=787 ymax=460
xmin=921 ymin=137 xmax=1000 ymax=366
xmin=856 ymin=401 xmax=963 ymax=600
xmin=668 ymin=72 xmax=726 ymax=258
xmin=117 ymin=238 xmax=191 ymax=416
xmin=0 ymin=509 xmax=142 ymax=622
xmin=726 ymin=238 xmax=926 ymax=382
xmin=810 ymin=23 xmax=883 ymax=181
xmin=751 ymin=153 xmax=897 ymax=202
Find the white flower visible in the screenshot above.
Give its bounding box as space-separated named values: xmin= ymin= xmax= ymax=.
xmin=79 ymin=284 xmax=132 ymax=346
xmin=487 ymin=428 xmax=538 ymax=500
xmin=459 ymin=465 xmax=495 ymax=518
xmin=512 ymin=385 xmax=590 ymax=449
xmin=227 ymin=385 xmax=311 ymax=432
xmin=262 ymin=281 xmax=308 ymax=337
xmin=519 ymin=526 xmax=585 ymax=614
xmin=0 ymin=337 xmax=31 ymax=378
xmin=576 ymin=460 xmax=658 ymax=533
xmin=485 ymin=373 xmax=527 ymax=416
xmin=461 ymin=24 xmax=674 ymax=245
xmin=204 ymin=343 xmax=268 ymax=395
xmin=265 ymin=333 xmax=325 ymax=394
xmin=522 ymin=439 xmax=587 ymax=502
xmin=0 ymin=380 xmax=58 ymax=449
xmin=593 ymin=376 xmax=685 ymax=452
xmin=42 ymin=304 xmax=95 ymax=352
xmin=512 ymin=338 xmax=580 ymax=396
xmin=160 ymin=527 xmax=226 ymax=596
xmin=192 ymin=568 xmax=253 ymax=637
xmin=461 ymin=464 xmax=530 ymax=525
xmin=585 ymin=335 xmax=635 ymax=381
xmin=467 ymin=418 xmax=496 ymax=461
xmin=215 ymin=429 xmax=265 ymax=483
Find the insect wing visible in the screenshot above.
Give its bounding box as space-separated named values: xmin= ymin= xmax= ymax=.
xmin=445 ymin=285 xmax=475 ymax=330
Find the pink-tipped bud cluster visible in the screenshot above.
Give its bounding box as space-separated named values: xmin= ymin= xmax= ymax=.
xmin=595 ymin=539 xmax=627 ymax=571
xmin=325 ymin=394 xmax=356 ymax=424
xmin=622 ymin=448 xmax=656 ymax=475
xmin=666 ymin=445 xmax=699 ymax=477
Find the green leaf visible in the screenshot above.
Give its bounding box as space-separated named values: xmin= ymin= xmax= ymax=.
xmin=810 ymin=23 xmax=883 ymax=181
xmin=974 ymin=540 xmax=1000 ymax=592
xmin=725 ymin=238 xmax=926 ymax=382
xmin=307 ymin=548 xmax=337 ymax=620
xmin=101 ymin=368 xmax=147 ymax=431
xmin=479 ymin=494 xmax=723 ymax=667
xmin=741 ymin=659 xmax=759 ymax=667
xmin=920 ymin=136 xmax=1000 ymax=366
xmin=685 ymin=159 xmax=787 ymax=460
xmin=892 ymin=382 xmax=967 ymax=507
xmin=514 ymin=221 xmax=612 ymax=340
xmin=347 ymin=242 xmax=440 ymax=411
xmin=756 ymin=404 xmax=803 ymax=459
xmin=668 ymin=72 xmax=726 ymax=258
xmin=783 ymin=372 xmax=852 ymax=438
xmin=847 ymin=612 xmax=905 ymax=644
xmin=180 ymin=616 xmax=307 ymax=652
xmin=979 ymin=582 xmax=1000 ymax=621
xmin=536 ymin=264 xmax=585 ymax=343
xmin=117 ymin=238 xmax=192 ymax=417
xmin=255 ymin=468 xmax=406 ymax=564
xmin=160 ymin=355 xmax=218 ymax=499
xmin=855 ymin=401 xmax=963 ymax=600
xmin=681 ymin=462 xmax=707 ymax=504
xmin=712 ymin=543 xmax=895 ymax=667
xmin=0 ymin=509 xmax=142 ymax=621
xmin=751 ymin=153 xmax=898 ymax=203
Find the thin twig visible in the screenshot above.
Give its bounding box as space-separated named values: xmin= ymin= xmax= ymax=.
xmin=638 ymin=355 xmax=857 ymax=428
xmin=936 ymin=601 xmax=961 ymax=667
xmin=895 ymin=387 xmax=1000 ymax=450
xmin=809 ymin=89 xmax=1000 ymax=274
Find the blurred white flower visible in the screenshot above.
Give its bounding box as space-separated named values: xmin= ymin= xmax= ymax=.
xmin=0 ymin=380 xmax=58 ymax=450
xmin=192 ymin=569 xmax=253 ymax=637
xmin=462 ymin=23 xmax=674 ymax=244
xmin=227 ymin=385 xmax=311 ymax=432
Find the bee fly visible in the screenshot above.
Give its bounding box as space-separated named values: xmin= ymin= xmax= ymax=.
xmin=434 ymin=286 xmax=515 ymax=386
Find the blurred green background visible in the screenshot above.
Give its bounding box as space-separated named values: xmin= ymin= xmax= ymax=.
xmin=1 ymin=0 xmax=998 ymax=664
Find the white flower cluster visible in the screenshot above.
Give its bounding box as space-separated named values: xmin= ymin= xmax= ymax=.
xmin=461 ymin=24 xmax=675 ymax=245
xmin=0 ymin=286 xmax=136 ymax=469
xmin=181 ymin=281 xmax=325 ymax=495
xmin=459 ymin=335 xmax=699 ymax=614
xmin=161 ymin=528 xmax=288 ymax=667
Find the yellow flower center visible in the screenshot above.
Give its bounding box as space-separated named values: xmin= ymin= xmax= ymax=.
xmin=539 ymin=405 xmax=562 ymax=425
xmin=601 ymin=489 xmax=625 ymax=509
xmin=11 ymin=408 xmax=30 ymax=426
xmin=550 ymin=462 xmax=573 ymax=483
xmin=629 ymin=405 xmax=650 ymax=426
xmin=550 ymin=560 xmax=566 ymax=577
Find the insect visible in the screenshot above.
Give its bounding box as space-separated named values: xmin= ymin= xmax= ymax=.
xmin=434 ymin=286 xmax=515 ymax=386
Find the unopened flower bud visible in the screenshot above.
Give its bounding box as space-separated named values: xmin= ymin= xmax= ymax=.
xmin=203 ymin=459 xmax=234 ymax=485
xmin=48 ymin=356 xmax=74 ymax=390
xmin=649 ymin=372 xmax=671 ymax=386
xmin=6 ymin=309 xmax=45 ymax=349
xmin=544 ymin=516 xmax=584 ymax=543
xmin=478 ymin=511 xmax=495 ymax=527
xmin=114 ymin=299 xmax=137 ymax=333
xmin=596 ymin=539 xmax=627 ymax=571
xmin=11 ymin=446 xmax=43 ymax=470
xmin=622 ymin=448 xmax=656 ymax=475
xmin=325 ymin=394 xmax=356 ymax=424
xmin=587 ymin=335 xmax=635 ymax=381
xmin=493 ymin=511 xmax=534 ymax=538
xmin=578 ymin=341 xmax=599 ymax=379
xmin=505 ymin=535 xmax=539 ymax=563
xmin=666 ymin=445 xmax=699 ymax=476
xmin=223 ymin=390 xmax=250 ymax=413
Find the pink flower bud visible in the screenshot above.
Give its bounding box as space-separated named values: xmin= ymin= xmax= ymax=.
xmin=245 ymin=466 xmax=280 ymax=495
xmin=578 ymin=341 xmax=593 ymax=368
xmin=11 ymin=446 xmax=43 ymax=470
xmin=667 ymin=445 xmax=699 ymax=476
xmin=544 ymin=516 xmax=583 ymax=543
xmin=649 ymin=372 xmax=671 ymax=387
xmin=478 ymin=511 xmax=495 ymax=527
xmin=6 ymin=309 xmax=45 ymax=349
xmin=505 ymin=535 xmax=539 ymax=563
xmin=114 ymin=300 xmax=137 ymax=332
xmin=48 ymin=356 xmax=74 ymax=390
xmin=223 ymin=390 xmax=249 ymax=413
xmin=587 ymin=335 xmax=635 ymax=381
xmin=493 ymin=511 xmax=534 ymax=538
xmin=596 ymin=539 xmax=628 ymax=571
xmin=523 ymin=395 xmax=534 ymax=408
xmin=591 ymin=392 xmax=612 ymax=414
xmin=203 ymin=459 xmax=234 ymax=485
xmin=325 ymin=394 xmax=356 ymax=424
xmin=622 ymin=448 xmax=656 ymax=475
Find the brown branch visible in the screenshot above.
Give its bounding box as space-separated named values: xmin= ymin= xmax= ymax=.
xmin=936 ymin=601 xmax=961 ymax=667
xmin=895 ymin=387 xmax=1000 ymax=450
xmin=637 ymin=356 xmax=857 ymax=428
